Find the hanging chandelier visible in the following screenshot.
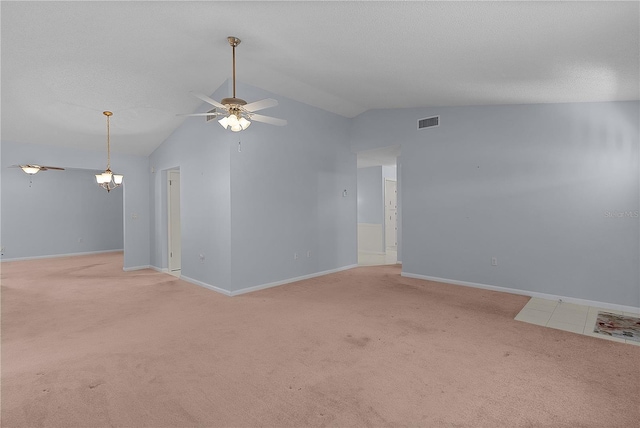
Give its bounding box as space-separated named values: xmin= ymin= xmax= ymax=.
xmin=95 ymin=111 xmax=123 ymax=192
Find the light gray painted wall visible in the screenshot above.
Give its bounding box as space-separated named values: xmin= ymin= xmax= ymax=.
xmin=229 ymin=82 xmax=356 ymax=292
xmin=357 ymin=166 xmax=383 ymax=224
xmin=351 ymin=101 xmax=640 ymax=307
xmin=1 ymin=165 xmax=123 ymax=259
xmin=0 ymin=140 xmax=150 ymax=268
xmin=382 ymin=165 xmax=397 ymax=181
xmin=149 ymin=81 xmax=233 ymax=290
xmin=149 ymin=80 xmax=357 ymax=293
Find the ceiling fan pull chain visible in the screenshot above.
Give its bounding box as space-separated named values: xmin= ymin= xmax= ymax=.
xmin=238 ymin=140 xmax=242 ymax=152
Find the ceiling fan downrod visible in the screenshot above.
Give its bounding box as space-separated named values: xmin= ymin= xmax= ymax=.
xmin=220 ymin=36 xmax=245 ymax=108
xmin=230 ymin=36 xmax=240 ymax=99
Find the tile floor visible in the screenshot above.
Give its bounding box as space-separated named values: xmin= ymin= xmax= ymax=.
xmin=358 ymin=249 xmax=398 ymax=266
xmin=515 ymin=297 xmax=640 ymax=346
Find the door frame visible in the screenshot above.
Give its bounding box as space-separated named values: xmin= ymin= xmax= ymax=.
xmin=167 ymin=169 xmax=181 ymax=272
xmin=384 ymin=178 xmax=398 ymax=250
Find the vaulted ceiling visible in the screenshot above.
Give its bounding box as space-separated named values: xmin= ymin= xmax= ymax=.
xmin=2 ymin=1 xmax=638 ymax=156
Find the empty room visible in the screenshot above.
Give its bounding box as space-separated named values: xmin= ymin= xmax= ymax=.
xmin=1 ymin=1 xmax=639 ymax=427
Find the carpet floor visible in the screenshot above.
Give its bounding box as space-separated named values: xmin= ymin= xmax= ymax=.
xmin=1 ymin=252 xmax=639 ymax=427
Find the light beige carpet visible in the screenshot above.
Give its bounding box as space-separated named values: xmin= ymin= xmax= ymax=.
xmin=1 ymin=252 xmax=639 ymax=427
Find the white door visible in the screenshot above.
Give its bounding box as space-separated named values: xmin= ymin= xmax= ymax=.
xmin=384 ymin=179 xmax=397 ymax=250
xmin=168 ymin=170 xmax=181 ymax=272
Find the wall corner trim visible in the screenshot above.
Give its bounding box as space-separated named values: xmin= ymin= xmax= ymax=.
xmin=230 ymin=264 xmax=359 ymax=296
xmin=180 ymin=275 xmax=233 ymax=296
xmin=401 ymin=272 xmax=640 ymax=314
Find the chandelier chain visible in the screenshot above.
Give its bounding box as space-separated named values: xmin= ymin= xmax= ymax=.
xmin=106 ymin=113 xmax=111 ymax=170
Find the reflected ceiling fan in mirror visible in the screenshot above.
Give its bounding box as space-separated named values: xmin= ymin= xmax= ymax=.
xmin=181 ymin=36 xmax=287 ymax=132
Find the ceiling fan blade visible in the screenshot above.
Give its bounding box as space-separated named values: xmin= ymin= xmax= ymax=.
xmin=190 ymin=92 xmax=228 ymax=110
xmin=243 ymin=98 xmax=278 ymax=113
xmin=40 ymin=166 xmax=65 ymax=171
xmin=250 ymin=114 xmax=287 ymax=127
xmin=10 ymin=164 xmax=41 ymax=169
xmin=177 ymin=112 xmax=223 ymax=117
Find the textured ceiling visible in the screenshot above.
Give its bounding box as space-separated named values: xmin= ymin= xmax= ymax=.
xmin=2 ymin=1 xmax=638 ymax=156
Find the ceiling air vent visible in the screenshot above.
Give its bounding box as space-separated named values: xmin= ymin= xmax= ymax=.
xmin=418 ymin=115 xmax=439 ymax=130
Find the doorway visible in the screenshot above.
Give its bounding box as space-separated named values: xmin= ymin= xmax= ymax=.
xmin=168 ymin=169 xmax=181 ymax=276
xmin=356 ymin=145 xmax=401 ymax=266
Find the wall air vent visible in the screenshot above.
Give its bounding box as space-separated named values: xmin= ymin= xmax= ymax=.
xmin=418 ymin=115 xmax=439 ymax=130
xmin=205 ymin=108 xmax=218 ymax=122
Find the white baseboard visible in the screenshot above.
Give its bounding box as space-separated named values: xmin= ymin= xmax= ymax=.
xmin=123 ymin=265 xmax=152 ymax=272
xmin=179 ymin=264 xmax=359 ymax=297
xmin=180 ymin=275 xmax=232 ymax=296
xmin=401 ymin=272 xmax=640 ymax=314
xmin=230 ymin=264 xmax=359 ymax=296
xmin=1 ymin=249 xmax=123 ymax=263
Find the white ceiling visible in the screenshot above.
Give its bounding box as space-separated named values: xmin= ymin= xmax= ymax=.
xmin=2 ymin=1 xmax=638 ymax=156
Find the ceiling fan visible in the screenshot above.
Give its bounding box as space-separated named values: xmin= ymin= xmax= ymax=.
xmin=181 ymin=36 xmax=287 ymax=132
xmin=10 ymin=164 xmax=65 ymax=175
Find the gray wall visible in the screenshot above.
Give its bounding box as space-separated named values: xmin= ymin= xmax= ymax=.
xmin=1 ymin=140 xmax=150 ymax=268
xmin=4 ymin=94 xmax=636 ymax=308
xmin=1 ymin=165 xmax=123 ymax=259
xmin=382 ymin=165 xmax=397 ymax=181
xmin=351 ymin=101 xmax=640 ymax=307
xmin=149 ymin=80 xmax=357 ymax=293
xmin=357 ymin=166 xmax=384 ymax=224
xmin=149 ymin=81 xmax=233 ymax=290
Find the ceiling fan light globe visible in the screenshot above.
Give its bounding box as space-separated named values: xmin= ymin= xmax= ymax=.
xmin=230 ymin=124 xmax=242 ymax=132
xmin=21 ymin=166 xmax=40 ymax=175
xmin=113 ymin=175 xmax=124 ymax=185
xmin=239 ymin=117 xmax=251 ymax=130
xmin=218 ymin=116 xmax=229 ymax=129
xmin=227 ymin=114 xmax=239 ymax=127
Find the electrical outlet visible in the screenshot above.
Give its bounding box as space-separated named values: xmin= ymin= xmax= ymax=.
xmin=294 ymin=252 xmax=298 ymax=260
xmin=491 ymin=257 xmax=498 ymax=266
xmin=307 ymin=250 xmax=311 ymax=258
xmin=199 ymin=254 xmax=205 ymax=263
xmin=78 ymin=238 xmax=83 ymax=243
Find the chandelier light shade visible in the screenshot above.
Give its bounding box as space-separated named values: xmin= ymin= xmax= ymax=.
xmin=96 ymin=111 xmax=123 ymax=192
